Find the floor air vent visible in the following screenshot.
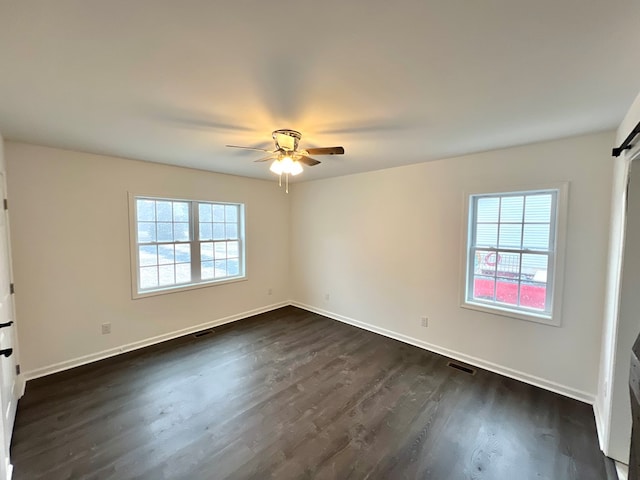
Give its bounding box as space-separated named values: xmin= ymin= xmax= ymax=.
xmin=447 ymin=362 xmax=476 ymax=375
xmin=193 ymin=329 xmax=214 ymax=338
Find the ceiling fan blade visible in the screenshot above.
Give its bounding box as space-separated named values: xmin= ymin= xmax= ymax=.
xmin=297 ymin=155 xmax=321 ymax=166
xmin=254 ymin=155 xmax=276 ymax=163
xmin=226 ymin=145 xmax=273 ymax=152
xmin=304 ymin=146 xmax=344 ymax=155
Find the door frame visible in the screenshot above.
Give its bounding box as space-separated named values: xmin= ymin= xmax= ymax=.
xmin=597 ymin=144 xmax=640 ymax=463
xmin=0 ymin=170 xmax=21 ymax=480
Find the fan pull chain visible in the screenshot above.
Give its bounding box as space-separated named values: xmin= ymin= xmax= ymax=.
xmin=286 ymin=173 xmax=289 ymax=193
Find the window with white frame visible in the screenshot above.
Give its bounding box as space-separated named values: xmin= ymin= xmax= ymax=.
xmin=131 ymin=195 xmax=245 ymax=297
xmin=463 ymin=187 xmax=565 ymax=324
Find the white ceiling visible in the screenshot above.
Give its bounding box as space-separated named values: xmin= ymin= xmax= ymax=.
xmin=0 ymin=1 xmax=639 ymax=182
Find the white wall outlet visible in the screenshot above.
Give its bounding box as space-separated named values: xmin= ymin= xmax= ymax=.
xmin=324 ymin=293 xmax=330 ymax=301
xmin=101 ymin=323 xmax=111 ymax=335
xmin=421 ymin=316 xmax=428 ymax=327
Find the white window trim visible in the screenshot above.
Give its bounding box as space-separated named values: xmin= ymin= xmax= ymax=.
xmin=459 ymin=182 xmax=569 ymax=327
xmin=128 ymin=192 xmax=248 ymax=299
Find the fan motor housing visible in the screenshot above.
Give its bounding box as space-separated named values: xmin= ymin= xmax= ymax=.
xmin=272 ymin=129 xmax=301 ymax=152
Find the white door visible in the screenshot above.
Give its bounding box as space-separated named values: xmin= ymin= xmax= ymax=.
xmin=0 ymin=173 xmax=17 ymax=478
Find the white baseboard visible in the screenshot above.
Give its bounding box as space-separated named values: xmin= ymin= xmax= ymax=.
xmin=594 ymin=400 xmax=609 ymax=454
xmin=616 ymin=461 xmax=629 ymax=480
xmin=23 ymin=301 xmax=289 ymax=381
xmin=21 ymin=300 xmax=596 ymax=407
xmin=292 ymin=301 xmax=595 ymax=405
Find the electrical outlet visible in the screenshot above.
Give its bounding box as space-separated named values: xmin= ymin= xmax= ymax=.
xmin=324 ymin=293 xmax=330 ymax=301
xmin=101 ymin=323 xmax=111 ymax=335
xmin=268 ymin=288 xmax=273 ymax=295
xmin=421 ymin=316 xmax=428 ymax=328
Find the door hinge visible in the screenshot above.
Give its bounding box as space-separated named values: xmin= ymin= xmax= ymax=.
xmin=15 ymin=364 xmax=20 ymax=375
xmin=9 ymin=283 xmax=14 ymax=295
xmin=3 ymin=199 xmax=6 ymax=210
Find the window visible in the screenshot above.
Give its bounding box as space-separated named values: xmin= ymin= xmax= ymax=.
xmin=130 ymin=195 xmax=245 ymax=297
xmin=462 ymin=186 xmax=567 ymax=325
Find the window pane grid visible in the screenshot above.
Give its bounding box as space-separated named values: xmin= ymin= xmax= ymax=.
xmin=135 ymin=197 xmax=244 ymax=293
xmin=470 ymin=248 xmax=550 ymax=311
xmin=468 ymin=190 xmax=556 ymax=316
xmin=199 ymin=239 xmax=242 ymax=280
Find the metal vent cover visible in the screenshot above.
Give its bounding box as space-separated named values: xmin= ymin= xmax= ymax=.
xmin=447 ymin=361 xmax=476 ymax=375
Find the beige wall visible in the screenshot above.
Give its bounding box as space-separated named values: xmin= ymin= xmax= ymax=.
xmin=290 ymin=131 xmax=614 ymax=401
xmin=4 ymin=131 xmax=617 ymax=407
xmin=6 ymin=142 xmax=290 ymax=376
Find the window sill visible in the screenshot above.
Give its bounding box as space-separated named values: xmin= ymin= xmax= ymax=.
xmin=460 ymin=300 xmax=560 ymax=327
xmin=132 ymin=275 xmax=247 ymax=299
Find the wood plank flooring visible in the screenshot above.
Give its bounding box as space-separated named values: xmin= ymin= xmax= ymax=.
xmin=11 ymin=306 xmax=607 ymax=479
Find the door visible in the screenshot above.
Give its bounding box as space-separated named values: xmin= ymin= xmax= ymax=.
xmin=0 ymin=173 xmax=17 ymax=478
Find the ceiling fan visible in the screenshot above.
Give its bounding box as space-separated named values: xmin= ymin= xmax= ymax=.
xmin=226 ymin=129 xmax=344 ymax=192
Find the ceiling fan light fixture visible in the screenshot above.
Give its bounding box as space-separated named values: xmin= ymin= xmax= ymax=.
xmin=290 ymin=160 xmax=303 ymax=176
xmin=269 ymin=159 xmax=283 ymax=175
xmin=281 ymin=156 xmax=294 ymax=171
xmin=226 ymin=129 xmax=344 ymax=193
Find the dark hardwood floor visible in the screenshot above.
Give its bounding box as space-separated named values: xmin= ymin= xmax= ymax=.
xmin=11 ymin=306 xmax=607 ymax=479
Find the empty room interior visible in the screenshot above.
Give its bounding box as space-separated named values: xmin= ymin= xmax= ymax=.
xmin=1 ymin=1 xmax=640 ymax=479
